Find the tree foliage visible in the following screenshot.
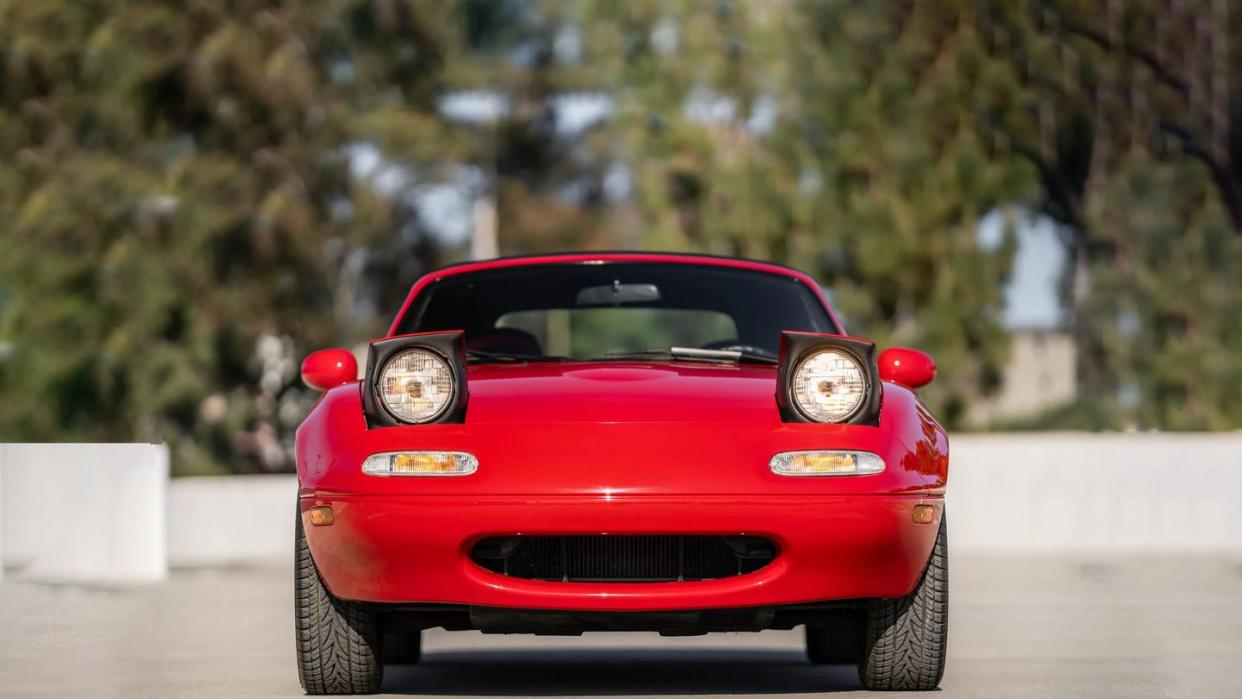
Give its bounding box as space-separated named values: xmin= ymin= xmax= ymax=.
xmin=981 ymin=0 xmax=1242 ymax=428
xmin=1 ymin=1 xmax=1240 ymax=475
xmin=0 ymin=1 xmax=465 ymax=472
xmin=560 ymin=1 xmax=1025 ymax=424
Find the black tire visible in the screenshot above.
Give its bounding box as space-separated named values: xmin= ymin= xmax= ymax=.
xmin=806 ymin=624 xmax=862 ymax=665
xmin=295 ymin=513 xmax=383 ymax=695
xmin=382 ymin=630 xmax=422 ymax=665
xmin=858 ymin=514 xmax=948 ymax=691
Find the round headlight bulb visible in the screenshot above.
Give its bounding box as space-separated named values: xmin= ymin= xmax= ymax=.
xmin=377 ymin=348 xmax=455 ymax=423
xmin=790 ymin=348 xmax=867 ymax=422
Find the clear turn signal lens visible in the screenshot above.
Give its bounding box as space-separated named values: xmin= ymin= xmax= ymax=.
xmin=769 ymin=450 xmax=885 ymax=476
xmin=362 ymin=451 xmax=478 ymax=476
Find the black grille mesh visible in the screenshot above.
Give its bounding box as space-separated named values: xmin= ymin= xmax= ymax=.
xmin=470 ymin=535 xmax=776 ymax=582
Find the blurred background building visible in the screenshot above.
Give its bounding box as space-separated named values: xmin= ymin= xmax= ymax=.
xmin=1 ymin=0 xmax=1240 ymax=475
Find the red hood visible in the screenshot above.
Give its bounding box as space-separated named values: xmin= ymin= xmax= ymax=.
xmin=298 ymin=362 xmax=943 ymax=496
xmin=464 ymin=361 xmax=781 ymax=424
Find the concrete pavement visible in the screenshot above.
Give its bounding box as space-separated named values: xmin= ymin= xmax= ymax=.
xmin=1 ymin=554 xmax=1240 ymax=697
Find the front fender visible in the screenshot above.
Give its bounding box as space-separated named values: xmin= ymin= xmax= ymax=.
xmin=296 ymin=382 xmax=948 ymax=497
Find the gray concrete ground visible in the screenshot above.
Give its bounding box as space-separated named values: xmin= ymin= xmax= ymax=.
xmin=1 ymin=554 xmax=1240 ymax=698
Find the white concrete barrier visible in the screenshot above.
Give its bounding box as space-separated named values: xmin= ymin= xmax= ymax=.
xmin=3 ymin=435 xmax=1240 ymax=582
xmin=159 ymin=433 xmax=1242 ymax=566
xmin=167 ymin=475 xmax=296 ymax=567
xmin=0 ymin=443 xmax=168 ymax=584
xmin=947 ymin=433 xmax=1242 ymax=552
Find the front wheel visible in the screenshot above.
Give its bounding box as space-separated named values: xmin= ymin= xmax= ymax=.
xmin=858 ymin=514 xmax=948 ymax=691
xmin=295 ymin=512 xmax=383 ymax=695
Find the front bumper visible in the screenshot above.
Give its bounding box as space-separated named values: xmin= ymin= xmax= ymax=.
xmin=301 ymin=493 xmax=942 ymax=611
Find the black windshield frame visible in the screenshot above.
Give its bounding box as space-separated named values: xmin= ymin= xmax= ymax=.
xmin=395 ymin=262 xmax=839 ymax=358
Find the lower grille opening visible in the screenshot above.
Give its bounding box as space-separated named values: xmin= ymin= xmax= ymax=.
xmin=470 ymin=535 xmax=777 ymax=582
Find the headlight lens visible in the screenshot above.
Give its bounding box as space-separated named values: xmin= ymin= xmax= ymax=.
xmin=363 ymin=451 xmax=478 ymax=476
xmin=377 ymin=348 xmax=455 ymax=423
xmin=770 ymin=450 xmax=885 ymax=476
xmin=790 ymin=348 xmax=867 ymax=422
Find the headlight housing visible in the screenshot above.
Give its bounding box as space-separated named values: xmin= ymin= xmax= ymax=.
xmin=789 ymin=348 xmax=868 ymax=422
xmin=377 ymin=348 xmax=455 ymax=423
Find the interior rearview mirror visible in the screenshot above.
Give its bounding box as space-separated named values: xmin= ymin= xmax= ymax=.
xmin=575 ymin=282 xmax=661 ymax=307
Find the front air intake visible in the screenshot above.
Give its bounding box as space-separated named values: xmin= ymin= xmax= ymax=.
xmin=470 ymin=535 xmax=776 ymax=582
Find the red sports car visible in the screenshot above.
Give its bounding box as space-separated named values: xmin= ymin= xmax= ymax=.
xmin=294 ymin=253 xmax=948 ymax=694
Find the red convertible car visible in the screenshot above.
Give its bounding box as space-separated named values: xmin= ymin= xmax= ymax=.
xmin=295 ymin=253 xmax=948 ymax=694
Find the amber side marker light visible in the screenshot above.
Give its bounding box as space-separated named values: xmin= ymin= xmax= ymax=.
xmin=912 ymin=504 xmax=936 ymax=524
xmin=309 ymin=506 xmax=335 ymax=526
xmin=362 ymin=451 xmax=478 ymax=476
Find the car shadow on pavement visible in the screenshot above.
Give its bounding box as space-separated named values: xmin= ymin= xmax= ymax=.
xmin=382 ymin=648 xmax=863 ymax=695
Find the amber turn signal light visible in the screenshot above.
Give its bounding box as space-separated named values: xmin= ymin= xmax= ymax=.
xmin=361 ymin=451 xmax=478 ymax=476
xmin=912 ymin=504 xmax=935 ymax=524
xmin=769 ymin=450 xmax=885 ymax=476
xmin=309 ymin=506 xmax=335 ymax=526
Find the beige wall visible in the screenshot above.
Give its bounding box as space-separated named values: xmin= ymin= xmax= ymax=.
xmin=970 ymin=330 xmax=1076 ymax=426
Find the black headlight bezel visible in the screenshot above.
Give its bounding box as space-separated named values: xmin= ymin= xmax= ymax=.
xmin=362 ymin=330 xmax=468 ymax=428
xmin=776 ymin=331 xmax=882 ymax=426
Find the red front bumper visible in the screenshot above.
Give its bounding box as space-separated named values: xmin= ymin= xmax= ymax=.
xmin=301 ymin=493 xmax=942 ymax=611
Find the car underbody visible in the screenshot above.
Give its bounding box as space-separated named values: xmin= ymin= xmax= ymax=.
xmin=376 ymin=599 xmax=870 ymax=637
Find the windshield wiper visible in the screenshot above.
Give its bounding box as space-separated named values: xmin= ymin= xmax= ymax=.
xmin=467 ymin=349 xmax=568 ymax=363
xmin=601 ymin=346 xmax=778 ymax=365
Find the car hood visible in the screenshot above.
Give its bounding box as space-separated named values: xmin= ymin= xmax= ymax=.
xmin=464 ymin=361 xmax=781 ymax=424
xmin=298 ymin=363 xmax=942 ymax=496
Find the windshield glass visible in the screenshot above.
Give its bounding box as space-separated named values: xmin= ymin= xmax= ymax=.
xmin=397 ymin=262 xmax=837 ymax=360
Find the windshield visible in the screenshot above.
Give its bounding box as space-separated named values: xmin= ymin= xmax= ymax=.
xmin=397 ymin=262 xmax=836 ymax=361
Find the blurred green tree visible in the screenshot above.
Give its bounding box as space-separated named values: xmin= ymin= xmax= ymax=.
xmin=448 ymin=0 xmax=618 ymax=253
xmin=3 ymin=0 xmax=1241 ymax=473
xmin=0 ymin=1 xmax=467 ymax=473
xmin=570 ymin=1 xmax=1026 ymax=425
xmin=983 ymin=0 xmax=1242 ymax=428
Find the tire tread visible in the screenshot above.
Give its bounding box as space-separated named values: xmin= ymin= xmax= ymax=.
xmin=295 ymin=513 xmax=383 ymax=695
xmin=858 ymin=514 xmax=949 ymax=691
